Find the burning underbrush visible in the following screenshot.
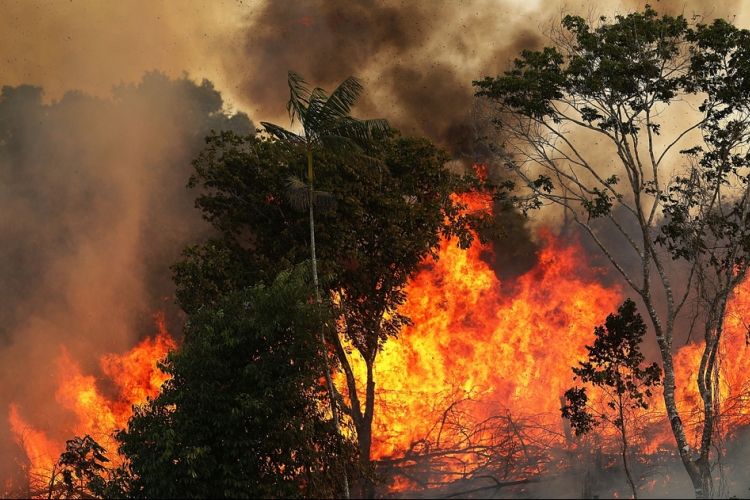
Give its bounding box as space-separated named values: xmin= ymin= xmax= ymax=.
xmin=5 ymin=313 xmax=174 ymax=498
xmin=357 ymin=218 xmax=750 ymax=497
xmin=6 ymin=196 xmax=750 ymax=498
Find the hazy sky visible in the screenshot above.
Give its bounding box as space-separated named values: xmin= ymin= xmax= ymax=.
xmin=2 ymin=0 xmax=745 ymax=138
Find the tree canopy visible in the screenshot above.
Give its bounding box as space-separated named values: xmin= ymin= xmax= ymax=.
xmin=173 ymin=130 xmax=485 ymax=314
xmin=116 ymin=265 xmax=363 ymax=499
xmin=171 ymin=125 xmax=493 ymax=471
xmin=474 ymin=5 xmax=750 ymax=497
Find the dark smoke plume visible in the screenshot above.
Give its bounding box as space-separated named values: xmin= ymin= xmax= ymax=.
xmin=235 ymin=0 xmax=545 ymax=148
xmin=232 ymin=0 xmax=742 ymax=147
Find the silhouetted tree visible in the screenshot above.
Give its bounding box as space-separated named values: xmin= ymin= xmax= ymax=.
xmin=172 ymin=125 xmax=494 ymax=489
xmin=261 ymin=73 xmax=390 ymax=497
xmin=562 ymin=299 xmax=661 ymax=499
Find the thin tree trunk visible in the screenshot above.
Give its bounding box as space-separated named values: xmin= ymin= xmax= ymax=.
xmin=308 ymin=150 xmax=350 ymax=499
xmin=327 ymin=293 xmax=380 ymax=465
xmin=695 ymin=292 xmax=730 ymax=498
xmin=661 ymin=339 xmax=705 ymax=498
xmin=362 ymin=356 xmax=376 ymax=461
xmin=329 ymin=325 xmax=375 ymax=498
xmin=641 ymin=290 xmax=705 ymax=497
xmin=618 ymin=391 xmax=637 ymax=499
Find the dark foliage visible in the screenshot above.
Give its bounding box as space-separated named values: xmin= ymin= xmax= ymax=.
xmin=170 ymin=129 xmax=496 ymax=468
xmin=562 ymin=299 xmax=661 ymax=435
xmin=116 ymin=265 xmax=367 ymax=498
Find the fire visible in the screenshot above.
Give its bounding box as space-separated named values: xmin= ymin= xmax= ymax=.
xmin=343 ymin=182 xmax=750 ymax=490
xmin=8 ymin=180 xmax=750 ymax=496
xmin=674 ymin=282 xmax=750 ymax=443
xmin=8 ymin=312 xmax=175 ymax=493
xmin=366 ymin=228 xmax=622 ymax=459
xmin=8 ymin=404 xmax=58 ymax=478
xmin=334 ymin=178 xmax=624 ymax=467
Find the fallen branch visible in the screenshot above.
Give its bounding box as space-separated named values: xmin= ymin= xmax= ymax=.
xmin=440 ymin=476 xmax=542 ymax=498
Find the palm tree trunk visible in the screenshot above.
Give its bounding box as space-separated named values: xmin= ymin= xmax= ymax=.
xmin=308 ymin=150 xmax=350 ymax=499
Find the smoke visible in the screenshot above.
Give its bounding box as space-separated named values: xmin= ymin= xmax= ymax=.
xmin=233 ymin=0 xmax=546 ymax=147
xmin=229 ymin=0 xmax=746 ymax=283
xmin=0 ymin=73 xmax=251 ymax=485
xmin=0 ymin=1 xmax=248 ymax=106
xmin=230 ymin=0 xmax=745 ymax=144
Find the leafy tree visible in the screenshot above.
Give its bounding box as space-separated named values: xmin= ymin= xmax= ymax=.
xmin=37 ymin=435 xmax=112 ymax=499
xmin=115 ymin=265 xmax=365 ymax=499
xmin=260 ymin=72 xmax=391 ymax=306
xmin=475 ymin=6 xmax=750 ymax=496
xmin=56 ymin=436 xmax=109 ymax=499
xmin=562 ymin=299 xmax=661 ymax=499
xmin=172 ymin=125 xmax=492 ymax=479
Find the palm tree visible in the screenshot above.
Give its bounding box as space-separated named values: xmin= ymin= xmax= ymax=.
xmin=261 ymin=72 xmax=390 ymax=498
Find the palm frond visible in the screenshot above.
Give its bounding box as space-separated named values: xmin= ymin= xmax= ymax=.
xmin=320 ymin=76 xmax=364 ymax=121
xmin=287 ymin=71 xmax=311 ymax=126
xmin=261 ymin=122 xmax=304 ymax=144
xmin=284 ymin=175 xmax=338 ymax=213
xmin=283 ymin=73 xmax=391 ymax=157
xmin=363 ymin=117 xmax=392 ymax=136
xmin=304 ymin=88 xmax=329 ymax=140
xmin=329 ymin=117 xmax=391 ymax=145
xmin=276 ymin=73 xmax=392 ymax=185
xmin=317 ymin=134 xmax=363 ymax=155
xmin=285 ymin=175 xmax=312 ymax=212
xmin=318 ymin=116 xmax=391 ymax=161
xmin=309 ymin=87 xmax=329 ymax=103
xmin=318 ymin=134 xmax=389 ymax=173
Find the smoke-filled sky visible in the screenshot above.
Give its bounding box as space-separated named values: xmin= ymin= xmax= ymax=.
xmin=2 ymin=0 xmax=745 ymax=140
xmin=1 ymin=0 xmax=749 ymax=489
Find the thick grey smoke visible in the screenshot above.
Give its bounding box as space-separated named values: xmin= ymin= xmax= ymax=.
xmin=230 ymin=0 xmax=744 ymax=145
xmin=234 ymin=0 xmax=545 ymax=147
xmin=0 ymin=73 xmax=251 ymax=485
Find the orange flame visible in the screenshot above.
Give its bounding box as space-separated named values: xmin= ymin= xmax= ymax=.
xmin=8 ymin=312 xmax=175 ymax=491
xmin=363 ymin=227 xmax=622 ymax=460
xmin=344 ymin=182 xmax=750 ymax=491
xmin=9 ymin=177 xmax=750 ymax=496
xmin=674 ymin=282 xmax=750 ymax=444
xmin=335 ymin=186 xmax=624 ymax=475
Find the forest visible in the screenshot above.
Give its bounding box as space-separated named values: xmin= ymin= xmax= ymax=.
xmin=4 ymin=4 xmax=750 ymax=500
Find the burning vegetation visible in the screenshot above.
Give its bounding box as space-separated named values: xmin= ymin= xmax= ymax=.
xmin=7 ymin=314 xmax=174 ymax=497
xmin=5 ymin=2 xmax=750 ymax=500
xmin=7 ymin=190 xmax=750 ymax=498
